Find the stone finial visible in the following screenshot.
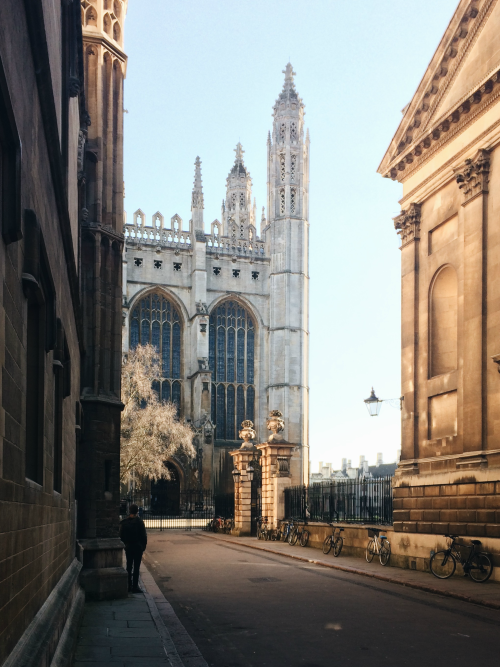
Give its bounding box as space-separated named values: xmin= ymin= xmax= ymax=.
xmin=239 ymin=420 xmax=256 ymax=448
xmin=267 ymin=410 xmax=285 ymax=442
xmin=191 ymin=156 xmax=204 ymax=211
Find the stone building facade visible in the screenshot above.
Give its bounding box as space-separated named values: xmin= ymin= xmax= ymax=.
xmin=123 ymin=64 xmax=310 ymax=493
xmin=0 ymin=1 xmax=128 ymax=664
xmin=379 ymin=0 xmax=500 ymax=548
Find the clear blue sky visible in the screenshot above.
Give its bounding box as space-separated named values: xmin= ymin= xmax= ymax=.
xmin=123 ymin=0 xmax=459 ymax=472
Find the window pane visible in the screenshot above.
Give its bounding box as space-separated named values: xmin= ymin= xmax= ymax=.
xmin=246 ymin=386 xmax=255 ymax=423
xmin=130 ymin=319 xmax=139 ymax=350
xmin=152 ymin=380 xmax=160 ymax=398
xmin=162 ymin=324 xmax=171 ymax=377
xmin=226 ymin=385 xmax=235 ymax=439
xmin=172 ymin=381 xmax=181 ymax=415
xmin=152 ymin=320 xmax=160 ymax=352
xmin=217 ymin=327 xmax=225 ymax=381
xmin=141 ymin=319 xmax=150 ymax=344
xmin=209 ymin=319 xmax=215 ymax=372
xmin=227 ymin=328 xmax=235 ymax=382
xmin=216 ymin=384 xmax=225 ymax=440
xmin=247 ymin=329 xmax=254 ymax=384
xmin=172 ymin=322 xmax=181 ymax=378
xmin=237 ymin=386 xmax=245 ymax=432
xmin=162 ymin=381 xmax=171 ymax=403
xmin=237 ymin=328 xmax=245 ymax=383
xmin=211 ymin=383 xmax=216 ymax=424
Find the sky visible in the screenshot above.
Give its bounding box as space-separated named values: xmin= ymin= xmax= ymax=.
xmin=123 ymin=0 xmax=460 ymax=473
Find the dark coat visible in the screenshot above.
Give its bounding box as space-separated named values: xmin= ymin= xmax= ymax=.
xmin=119 ymin=515 xmax=147 ymax=551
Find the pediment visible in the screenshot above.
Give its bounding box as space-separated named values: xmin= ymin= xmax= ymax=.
xmin=378 ymin=0 xmax=500 ymax=180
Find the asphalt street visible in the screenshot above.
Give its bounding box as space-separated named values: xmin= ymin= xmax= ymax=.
xmin=143 ymin=531 xmax=500 ymax=667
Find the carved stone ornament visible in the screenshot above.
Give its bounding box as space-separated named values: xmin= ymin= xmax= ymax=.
xmin=267 ymin=410 xmax=285 ymax=441
xmin=197 ymin=357 xmax=209 ymax=371
xmin=196 ymin=301 xmax=208 ymax=314
xmin=393 ymin=203 xmax=421 ymax=246
xmin=239 ymin=420 xmax=256 ymax=446
xmin=454 ymin=149 xmax=490 ymax=205
xmin=69 ymin=76 xmax=81 ymax=98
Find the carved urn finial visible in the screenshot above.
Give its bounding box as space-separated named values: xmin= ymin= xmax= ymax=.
xmin=267 ymin=410 xmax=285 ymax=442
xmin=239 ymin=420 xmax=256 ymax=448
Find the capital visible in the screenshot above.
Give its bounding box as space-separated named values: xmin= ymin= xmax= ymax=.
xmin=393 ymin=203 xmax=421 ymax=247
xmin=454 ymin=149 xmax=490 ymax=205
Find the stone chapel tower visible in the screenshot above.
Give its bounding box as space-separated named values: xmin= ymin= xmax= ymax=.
xmin=267 ymin=63 xmax=310 ymax=483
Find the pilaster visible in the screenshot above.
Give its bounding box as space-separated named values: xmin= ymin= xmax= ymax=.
xmin=394 ymin=203 xmax=421 ymax=475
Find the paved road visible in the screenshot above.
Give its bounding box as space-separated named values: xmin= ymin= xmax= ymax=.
xmin=143 ymin=531 xmax=500 ymax=667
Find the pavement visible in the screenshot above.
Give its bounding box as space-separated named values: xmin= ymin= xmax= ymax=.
xmin=142 ymin=530 xmax=500 ymax=667
xmin=72 ymin=561 xmax=208 ymax=667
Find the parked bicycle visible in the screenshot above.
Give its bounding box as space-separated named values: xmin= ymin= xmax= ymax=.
xmin=257 ymin=516 xmax=270 ymax=540
xmin=366 ymin=528 xmax=391 ymax=566
xmin=430 ymin=535 xmax=493 ymax=582
xmin=289 ymin=519 xmax=310 ymax=547
xmin=223 ymin=517 xmax=234 ymax=534
xmin=207 ymin=516 xmax=224 ymax=533
xmin=278 ymin=518 xmax=294 ymax=542
xmin=322 ymin=523 xmax=344 ymax=557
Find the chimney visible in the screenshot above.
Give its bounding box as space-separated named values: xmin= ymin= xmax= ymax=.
xmin=363 ymin=460 xmax=369 ymax=473
xmin=341 ymin=458 xmax=347 ymax=471
xmin=376 ymin=453 xmax=383 ymax=466
xmin=359 ymin=455 xmax=365 ymax=467
xmin=318 ymin=461 xmax=323 ymax=473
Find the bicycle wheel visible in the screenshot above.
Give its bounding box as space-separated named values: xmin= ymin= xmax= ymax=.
xmin=333 ymin=537 xmax=343 ymax=557
xmin=300 ymin=530 xmax=310 ymax=547
xmin=257 ymin=526 xmax=262 ymax=540
xmin=264 ymin=529 xmax=271 ymax=541
xmin=469 ymin=552 xmax=493 ymax=583
xmin=430 ymin=550 xmax=456 ymax=579
xmin=379 ymin=540 xmax=391 ymax=566
xmin=289 ymin=528 xmax=298 ymax=545
xmin=365 ymin=539 xmax=375 ymax=562
xmin=322 ymin=536 xmax=332 ymax=555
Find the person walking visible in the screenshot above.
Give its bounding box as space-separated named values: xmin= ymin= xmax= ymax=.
xmin=119 ymin=503 xmax=147 ymax=593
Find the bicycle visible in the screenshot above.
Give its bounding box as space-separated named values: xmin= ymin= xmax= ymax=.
xmin=208 ymin=516 xmax=224 ymax=533
xmin=278 ymin=518 xmax=294 ymax=543
xmin=223 ymin=518 xmax=234 ymax=534
xmin=257 ymin=516 xmax=270 ymax=540
xmin=289 ymin=520 xmax=310 ymax=547
xmin=322 ymin=524 xmax=344 ymax=557
xmin=430 ymin=535 xmax=493 ymax=582
xmin=366 ymin=528 xmax=391 ymax=566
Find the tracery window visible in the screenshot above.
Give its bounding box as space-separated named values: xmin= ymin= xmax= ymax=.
xmin=240 ymin=192 xmax=246 ymax=209
xmin=290 ymin=188 xmax=296 ymax=215
xmin=231 ymin=193 xmax=237 ymax=211
xmin=290 ymin=154 xmax=296 ymax=182
xmin=130 ymin=293 xmax=182 ymax=410
xmin=279 ymin=188 xmax=285 ymax=215
xmin=209 ymin=301 xmax=256 ymax=441
xmin=280 ymin=153 xmax=286 ymax=182
xmin=290 ymin=121 xmax=298 ymax=141
xmin=280 ymin=122 xmax=286 ymax=142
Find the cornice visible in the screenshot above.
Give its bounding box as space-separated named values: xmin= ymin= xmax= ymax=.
xmin=82 ymin=32 xmax=127 ymax=63
xmin=382 ymin=68 xmax=500 ymax=182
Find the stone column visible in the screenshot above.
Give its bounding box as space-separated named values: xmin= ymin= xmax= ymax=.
xmin=454 ymin=150 xmax=490 ymax=463
xmin=394 ymin=204 xmax=421 ymax=475
xmin=229 ymin=421 xmax=258 ymax=536
xmin=257 ymin=410 xmax=295 ymax=528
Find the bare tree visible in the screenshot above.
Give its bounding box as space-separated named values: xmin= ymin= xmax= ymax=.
xmin=120 ymin=344 xmax=194 ymax=486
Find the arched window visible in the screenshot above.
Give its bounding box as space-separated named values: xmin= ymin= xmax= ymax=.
xmin=209 ymin=300 xmax=256 ymax=441
xmin=430 ymin=265 xmax=458 ymax=377
xmin=130 ymin=293 xmax=182 ymax=410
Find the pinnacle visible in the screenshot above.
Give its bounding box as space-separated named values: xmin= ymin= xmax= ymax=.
xmin=234 ymin=142 xmax=245 ymax=164
xmin=282 ymin=62 xmax=296 ymax=90
xmin=193 ymin=156 xmax=202 ymax=188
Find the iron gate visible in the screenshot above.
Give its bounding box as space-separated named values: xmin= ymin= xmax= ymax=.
xmin=121 ymin=489 xmax=235 ymax=530
xmin=250 ymin=457 xmax=262 ymax=537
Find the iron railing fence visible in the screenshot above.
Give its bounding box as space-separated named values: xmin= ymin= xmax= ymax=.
xmin=284 ymin=477 xmax=393 ymax=525
xmin=120 ymin=489 xmax=234 ymax=530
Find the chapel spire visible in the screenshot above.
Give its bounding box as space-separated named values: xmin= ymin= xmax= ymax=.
xmin=191 ymin=156 xmax=204 ymax=230
xmin=222 ymin=143 xmax=255 ymax=238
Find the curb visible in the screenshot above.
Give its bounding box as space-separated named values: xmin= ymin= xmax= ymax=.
xmin=200 ymin=532 xmax=500 ymax=611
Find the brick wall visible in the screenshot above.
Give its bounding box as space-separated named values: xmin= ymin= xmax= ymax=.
xmin=393 ymin=481 xmax=500 ymax=537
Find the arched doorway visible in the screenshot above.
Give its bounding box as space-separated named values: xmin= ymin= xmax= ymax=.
xmin=150 ymin=461 xmax=181 ymax=515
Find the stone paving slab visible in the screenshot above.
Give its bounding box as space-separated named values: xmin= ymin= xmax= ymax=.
xmin=200 ymin=531 xmax=500 ymax=610
xmin=72 ymin=562 xmax=208 ymax=667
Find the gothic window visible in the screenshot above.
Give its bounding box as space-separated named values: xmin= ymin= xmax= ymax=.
xmin=154 ymin=260 xmax=162 ymax=269
xmin=240 ymin=192 xmax=245 ymax=209
xmin=209 ymin=301 xmax=256 ymax=441
xmin=231 ymin=193 xmax=237 ymax=211
xmin=290 ymin=154 xmax=297 ymax=182
xmin=173 ymin=262 xmax=182 ymax=271
xmin=290 ymin=188 xmax=296 ymax=215
xmin=251 ymin=271 xmax=259 ymax=281
xmin=290 ymin=121 xmax=298 ymax=141
xmin=240 ymin=224 xmax=244 ymax=238
xmin=280 ymin=122 xmax=286 ymax=142
xmin=103 ymin=13 xmax=111 ymax=34
xmin=279 ymin=188 xmax=285 ymax=215
xmin=86 ymin=7 xmax=97 ymax=26
xmin=213 ymin=266 xmax=221 ymax=276
xmin=134 ymin=258 xmax=142 ymax=267
xmin=130 ymin=293 xmax=183 ymax=409
xmin=232 ymin=269 xmax=240 ymax=278
xmin=113 ymin=21 xmax=121 ymax=42
xmin=280 ymin=153 xmax=286 ymax=182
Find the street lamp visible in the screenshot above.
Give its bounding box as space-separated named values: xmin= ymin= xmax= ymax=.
xmin=246 ymin=464 xmax=255 ymax=482
xmin=364 ymin=387 xmax=403 ymax=416
xmin=232 ymin=467 xmax=241 ymax=484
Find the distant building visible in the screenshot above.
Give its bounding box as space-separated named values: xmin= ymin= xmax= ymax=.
xmin=309 ymin=454 xmax=397 ymax=485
